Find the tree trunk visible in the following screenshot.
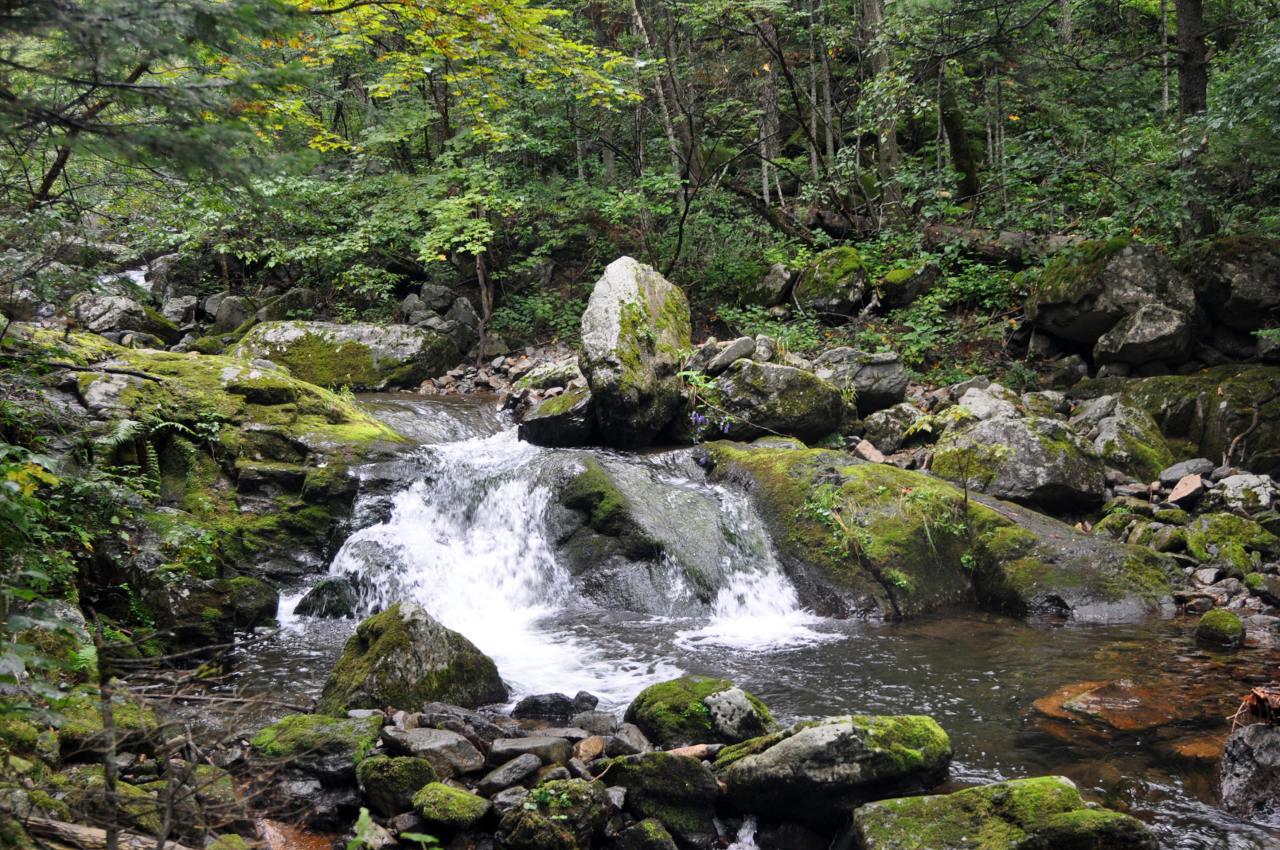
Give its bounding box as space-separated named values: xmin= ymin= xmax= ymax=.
xmin=1175 ymin=0 xmax=1214 ymax=240
xmin=758 ymin=17 xmax=782 ymax=206
xmin=630 ymin=0 xmax=683 ymax=181
xmin=864 ymin=0 xmax=904 ymax=226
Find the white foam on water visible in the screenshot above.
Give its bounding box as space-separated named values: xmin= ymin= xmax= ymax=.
xmin=675 ymin=566 xmax=832 ymax=650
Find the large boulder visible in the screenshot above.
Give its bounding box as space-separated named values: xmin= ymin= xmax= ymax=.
xmin=707 ymin=441 xmax=1178 ymax=622
xmin=740 ymin=262 xmax=793 ymax=307
xmin=579 ymin=257 xmax=691 ymax=448
xmin=496 ymin=778 xmax=610 ymax=850
xmin=1067 ymin=395 xmax=1174 ymax=482
xmin=517 ymin=387 xmax=597 ymax=447
xmin=1024 ymin=237 xmax=1196 ymax=353
xmin=598 ymin=752 xmax=721 ymax=848
xmin=232 ymin=321 xmax=459 ymax=390
xmin=850 ymin=775 xmax=1157 ymax=849
xmin=624 ymin=676 xmax=775 ymax=747
xmin=1220 ymin=722 xmax=1280 ymax=826
xmin=317 ymin=601 xmax=507 ymax=714
xmin=1182 ymin=234 xmax=1280 ymax=333
xmin=699 ymin=360 xmax=846 ymax=443
xmin=793 ymin=247 xmax=867 ymax=319
xmin=812 ymin=348 xmax=909 ymax=416
xmin=70 ymin=293 xmax=181 ymax=344
xmin=356 ymin=754 xmax=439 ymax=817
xmin=1093 ymin=302 xmax=1194 ymax=365
xmin=714 ymin=714 xmax=951 ymax=828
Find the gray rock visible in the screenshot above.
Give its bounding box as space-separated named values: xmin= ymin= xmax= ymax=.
xmin=705 ymin=336 xmax=756 ymax=376
xmin=861 ymin=403 xmax=925 ymax=454
xmin=381 ymin=727 xmax=485 ymax=779
xmin=579 ymin=257 xmax=691 ymax=447
xmin=703 ymin=360 xmax=845 ymax=443
xmin=1158 ymin=458 xmax=1216 ymax=487
xmin=811 ymin=347 xmax=908 ymax=416
xmin=488 ymin=736 xmax=572 ymax=766
xmin=517 ymin=386 xmax=596 ymax=447
xmin=214 ymin=295 xmax=256 ymax=333
xmin=418 ymin=702 xmax=517 ymax=746
xmin=879 ymin=262 xmax=942 ymax=309
xmin=256 ymin=287 xmax=318 ymax=322
xmin=71 ymin=293 xmax=181 ymax=343
xmin=160 ymin=295 xmax=199 ymax=324
xmin=740 ymin=262 xmax=793 ymax=307
xmin=705 ymin=687 xmax=772 ymax=742
xmin=490 ymin=786 xmax=530 ymax=816
xmin=1221 ymin=723 xmax=1280 ymax=826
xmin=606 ymin=723 xmax=650 ymax=756
xmin=447 ymin=296 xmax=481 ymax=331
xmin=476 ymin=753 xmax=542 ymax=796
xmin=201 ymin=292 xmax=227 ymax=321
xmin=571 ymin=711 xmax=619 ymax=736
xmin=753 ymin=335 xmax=777 ymax=362
xmin=512 ymin=692 xmax=578 ymax=722
xmin=1220 ymin=474 xmax=1274 ymax=511
xmin=955 ymin=384 xmax=1020 ymax=421
xmin=605 ymin=753 xmax=719 ymax=848
xmin=1188 ymin=236 xmax=1280 ymax=332
xmin=420 ymin=284 xmax=454 ymax=312
xmin=1093 ymin=303 xmax=1193 ymax=365
xmin=294 ymin=577 xmax=358 ymax=619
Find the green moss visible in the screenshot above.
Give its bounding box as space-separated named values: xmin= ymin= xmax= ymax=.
xmin=249 ymin=713 xmax=382 ymax=764
xmin=189 ymin=336 xmax=226 ymax=355
xmin=413 ymin=782 xmax=491 ymax=828
xmin=1030 ymin=235 xmax=1131 ymax=307
xmin=1186 ymin=513 xmax=1278 ymax=576
xmin=537 ymin=386 xmax=591 ymax=418
xmin=207 ymin=836 xmax=252 ymax=850
xmin=562 ymin=457 xmax=631 ymax=536
xmin=1195 ymin=609 xmax=1244 ymax=647
xmin=799 ymin=247 xmax=867 ymax=299
xmin=358 ymin=754 xmax=438 ymax=815
xmin=624 ymin=676 xmax=772 ymax=747
xmin=1246 ymin=572 xmax=1265 ymax=590
xmin=55 ymin=689 xmax=162 ymax=758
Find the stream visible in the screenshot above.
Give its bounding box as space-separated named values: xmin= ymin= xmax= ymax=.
xmin=235 ymin=395 xmax=1280 ymax=849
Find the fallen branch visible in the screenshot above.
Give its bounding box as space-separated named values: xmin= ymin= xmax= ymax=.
xmin=45 ymin=362 xmax=165 ymax=382
xmin=23 ymin=816 xmax=199 ymax=850
xmin=137 ymin=692 xmax=313 ymax=713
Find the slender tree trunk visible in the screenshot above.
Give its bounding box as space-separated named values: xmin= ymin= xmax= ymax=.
xmin=630 ymin=0 xmax=683 ymax=181
xmin=1160 ymin=0 xmax=1171 ymax=114
xmin=808 ymin=0 xmax=821 ymax=182
xmin=1176 ymin=0 xmax=1214 ymax=240
xmin=864 ymin=0 xmax=903 ymax=225
xmin=757 ymin=17 xmax=782 ymax=206
xmin=820 ymin=4 xmax=836 ymax=163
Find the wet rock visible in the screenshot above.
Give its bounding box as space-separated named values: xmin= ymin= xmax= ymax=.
xmin=850 ymin=775 xmax=1157 ymax=850
xmin=605 ymin=724 xmax=651 ymax=757
xmin=1220 ymin=723 xmax=1280 ymax=826
xmin=1032 ymin=680 xmax=1179 ymax=736
xmin=413 ymin=782 xmax=490 ymax=830
xmin=1194 ymin=609 xmax=1245 ymax=647
xmin=381 ymin=728 xmax=485 ymax=779
xmin=599 ymin=752 xmax=720 ymax=847
xmin=615 ymin=817 xmax=679 ymax=850
xmin=512 ymin=692 xmax=578 ymax=723
xmin=294 ymin=576 xmax=359 ymax=618
xmin=518 ymin=386 xmax=597 ymax=447
xmin=491 ymin=786 xmax=530 ymax=817
xmin=496 ymin=778 xmax=610 ymax=850
xmin=579 ymin=256 xmax=691 ymax=448
xmin=624 ymin=676 xmax=775 ymax=748
xmin=715 ymin=714 xmax=951 ymax=828
xmin=571 ymin=711 xmax=619 ymax=736
xmin=418 ymin=702 xmax=517 ymax=746
xmin=477 ymin=753 xmax=542 ymax=796
xmin=318 ymin=601 xmax=507 ymax=715
xmin=488 ymin=737 xmax=573 ymax=767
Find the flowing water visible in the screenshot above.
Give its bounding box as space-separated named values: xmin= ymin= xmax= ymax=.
xmin=243 ymin=395 xmax=1280 ymax=849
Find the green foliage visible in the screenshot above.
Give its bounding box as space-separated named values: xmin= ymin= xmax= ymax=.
xmin=717 ymin=305 xmax=826 ymax=354
xmin=490 ymin=289 xmax=586 ymax=343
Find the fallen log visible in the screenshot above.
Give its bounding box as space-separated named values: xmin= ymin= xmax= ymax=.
xmin=23 ymin=816 xmax=200 ymax=850
xmin=921 ymin=224 xmax=1084 ymax=265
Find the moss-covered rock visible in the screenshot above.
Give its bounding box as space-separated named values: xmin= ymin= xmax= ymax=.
xmin=518 ymin=386 xmax=597 ymax=447
xmin=226 ymin=576 xmax=278 ymax=628
xmin=412 ymin=781 xmax=491 ymax=829
xmin=794 ymin=247 xmax=867 ymax=318
xmin=357 ymin=754 xmax=438 ymax=816
xmin=1195 ymin=609 xmax=1245 ymax=648
xmin=232 ymin=321 xmax=459 ymax=390
xmin=1185 ymin=513 xmax=1278 ymax=577
xmin=598 ymin=752 xmax=720 ymax=846
xmin=707 ymin=442 xmax=1176 ymax=622
xmin=317 ymin=601 xmax=507 ymax=715
xmin=54 ymin=688 xmax=164 ymax=763
xmin=615 ymin=817 xmax=679 ymax=850
xmin=579 ymin=256 xmax=691 ymax=448
xmin=250 ymin=713 xmax=382 ymax=777
xmin=1181 ymin=233 xmax=1280 ymax=333
xmin=850 ymin=775 xmax=1157 ymax=849
xmin=496 ymin=779 xmax=610 ymax=850
xmin=699 ymin=360 xmax=846 ymax=444
xmin=623 ymin=676 xmax=774 ymax=747
xmin=64 ymin=765 xmax=165 ymax=837
xmin=716 ymin=714 xmax=951 ymax=828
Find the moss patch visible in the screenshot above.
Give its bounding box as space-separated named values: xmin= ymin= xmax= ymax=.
xmin=413 ymin=782 xmax=491 ymax=828
xmin=250 ymin=713 xmax=382 ymax=764
xmin=1195 ymin=609 xmax=1244 ymax=647
xmin=623 ymin=676 xmax=771 ymax=747
xmin=1028 ymin=235 xmax=1131 ymax=307
xmin=1186 ymin=513 xmax=1277 ymax=576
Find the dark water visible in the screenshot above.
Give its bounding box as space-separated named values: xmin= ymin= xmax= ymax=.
xmin=230 ymin=395 xmax=1280 ymax=849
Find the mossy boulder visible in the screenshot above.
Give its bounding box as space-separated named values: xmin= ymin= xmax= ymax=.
xmin=412 ymin=782 xmax=491 ymax=830
xmin=357 ymin=754 xmax=439 ymax=816
xmin=1182 ymin=233 xmax=1280 ymax=333
xmin=69 ymin=293 xmax=182 ymax=344
xmin=1185 ymin=513 xmax=1278 ymax=576
xmin=1194 ymin=609 xmax=1245 ymax=648
xmin=794 ymin=247 xmax=867 ymax=319
xmin=54 ymin=688 xmax=164 ymax=763
xmin=715 ymin=714 xmax=951 ymax=827
xmin=64 ymin=766 xmax=164 ymax=837
xmin=232 ymin=321 xmax=459 ymax=390
xmin=1068 ymin=395 xmax=1174 ymax=482
xmin=699 ymin=360 xmax=846 ymax=444
xmin=227 ymin=576 xmax=278 ymax=628
xmin=518 ymin=386 xmax=597 ymax=447
xmin=598 ymin=752 xmax=720 ymax=847
xmin=615 ymin=818 xmax=679 ymax=850
xmin=317 ymin=601 xmax=507 ymax=715
xmin=295 ymin=576 xmax=359 ymax=619
xmin=850 ymin=775 xmax=1157 ymax=849
xmin=496 ymin=779 xmax=610 ymax=850
xmin=579 ymin=256 xmax=691 ymax=448
xmin=250 ymin=713 xmax=382 ymax=780
xmin=624 ymin=676 xmax=775 ymax=747
xmin=707 ymin=442 xmax=1178 ymax=622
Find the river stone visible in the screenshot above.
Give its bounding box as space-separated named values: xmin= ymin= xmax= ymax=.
xmin=413 ymin=782 xmax=490 ymax=829
xmin=931 ymin=414 xmax=1107 ymax=510
xmin=382 ymin=727 xmax=485 ymax=778
xmin=317 ymin=601 xmax=507 ymax=715
xmin=793 ymin=246 xmax=867 ymax=319
xmin=518 ymin=386 xmax=597 ymax=447
xmin=579 ymin=256 xmax=691 ymax=448
xmin=599 ymin=752 xmax=720 ymax=847
xmin=705 ymin=336 xmax=756 ymax=375
xmin=356 ymin=755 xmax=439 ymax=817
xmin=606 ymin=724 xmax=651 ymax=757
xmin=849 ymin=775 xmax=1157 ymax=850
xmin=1158 ymin=457 xmax=1216 ymax=487
xmin=488 ymin=736 xmax=573 ymax=767
xmin=571 ymin=711 xmax=619 ymax=735
xmin=1024 ymin=238 xmax=1195 ymax=345
xmin=477 ymin=753 xmax=542 ymax=796
xmin=294 ymin=576 xmax=358 ymax=618
xmin=705 ymin=687 xmax=773 ymax=743
xmin=250 ymin=713 xmax=382 ymax=784
xmin=702 ymin=360 xmax=845 ymax=443
xmin=70 ymin=293 xmax=181 ymax=344
xmin=1093 ymin=302 xmax=1193 ymax=365
xmin=232 ymin=321 xmax=459 ymax=391
xmin=512 ymin=692 xmax=578 ymax=723
xmin=625 ymin=676 xmax=774 ymax=747
xmin=715 ymin=714 xmax=952 ymax=828
xmin=1068 ymin=395 xmax=1173 ymax=482
xmin=1221 ymin=722 xmax=1280 ymax=825
xmin=615 ymin=818 xmax=679 ymax=850
xmin=811 ymin=347 xmax=909 ymax=415
xmin=214 ymin=295 xmax=256 ymax=333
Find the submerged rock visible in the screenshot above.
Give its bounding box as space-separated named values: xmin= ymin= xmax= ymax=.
xmin=317 ymin=601 xmax=507 ymax=714
xmin=714 ymin=714 xmax=951 ymax=828
xmin=579 ymin=256 xmax=691 ymax=448
xmin=624 ymin=676 xmax=775 ymax=748
xmin=1220 ymin=722 xmax=1280 ymax=826
xmin=850 ymin=775 xmax=1157 ymax=849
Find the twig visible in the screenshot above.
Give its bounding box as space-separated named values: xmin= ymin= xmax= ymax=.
xmin=137 ymin=693 xmax=313 ymax=713
xmin=44 ymin=362 xmax=165 ymax=382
